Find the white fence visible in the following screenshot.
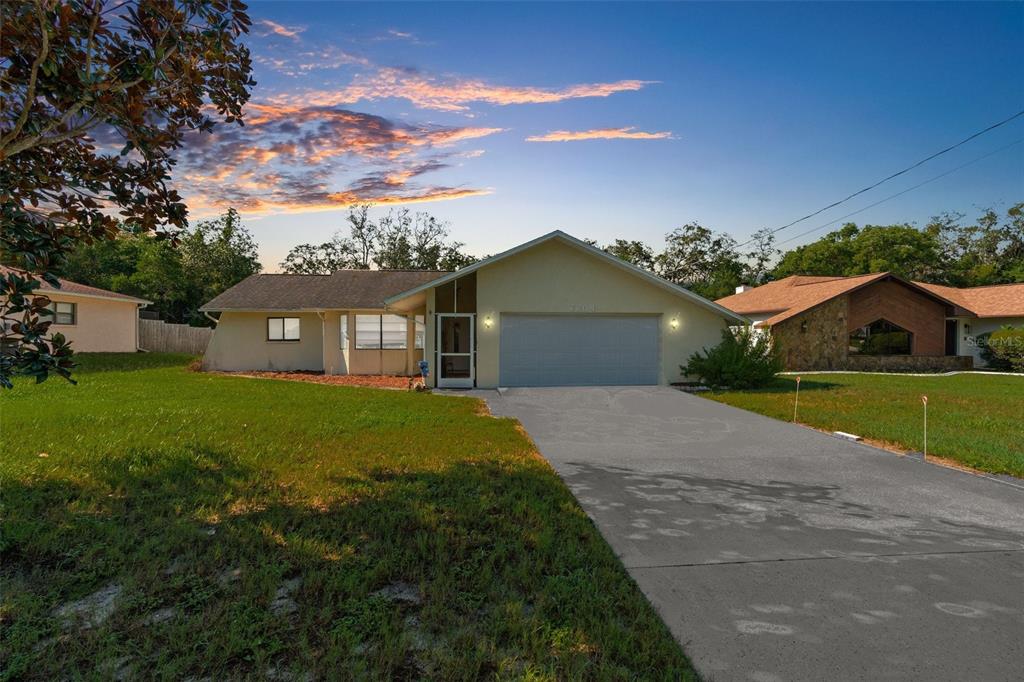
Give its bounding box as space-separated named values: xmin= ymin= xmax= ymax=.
xmin=139 ymin=319 xmax=212 ymax=354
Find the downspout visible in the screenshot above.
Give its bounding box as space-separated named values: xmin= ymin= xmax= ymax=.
xmin=317 ymin=311 xmax=327 ymax=374
xmin=203 ymin=311 xmax=219 ymax=326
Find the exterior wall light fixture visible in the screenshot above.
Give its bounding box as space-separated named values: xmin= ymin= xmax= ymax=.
xmin=484 ymin=315 xmax=493 ymax=328
xmin=670 ymin=318 xmax=679 ymax=330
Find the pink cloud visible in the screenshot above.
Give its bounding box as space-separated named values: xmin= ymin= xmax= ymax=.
xmin=268 ymin=69 xmax=656 ymax=112
xmin=257 ymin=19 xmax=304 ymax=40
xmin=525 ymin=127 xmax=675 ymax=142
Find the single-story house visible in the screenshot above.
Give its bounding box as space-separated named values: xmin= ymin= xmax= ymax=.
xmin=715 ymin=273 xmax=1024 ymax=371
xmin=1 ymin=266 xmax=151 ymax=352
xmin=200 ymin=230 xmax=747 ymax=387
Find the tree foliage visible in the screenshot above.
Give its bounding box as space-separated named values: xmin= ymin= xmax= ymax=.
xmin=280 ymin=206 xmax=477 ymax=274
xmin=655 ymin=222 xmax=744 ymax=300
xmin=61 ymin=209 xmax=261 ymax=324
xmin=0 ymin=0 xmax=254 ymax=387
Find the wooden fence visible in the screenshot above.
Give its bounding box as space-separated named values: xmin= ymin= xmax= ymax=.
xmin=139 ymin=319 xmax=213 ymax=354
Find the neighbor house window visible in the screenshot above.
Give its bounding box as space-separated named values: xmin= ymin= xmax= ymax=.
xmin=50 ymin=301 xmax=77 ymax=325
xmin=340 ymin=315 xmax=349 ymax=349
xmin=267 ymin=317 xmax=300 ymax=342
xmin=355 ymin=314 xmax=409 ymax=349
xmin=415 ymin=315 xmax=425 ymax=350
xmin=849 ymin=319 xmax=912 ymax=355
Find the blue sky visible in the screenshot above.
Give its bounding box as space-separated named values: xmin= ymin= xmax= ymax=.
xmin=180 ymin=2 xmax=1024 ymax=269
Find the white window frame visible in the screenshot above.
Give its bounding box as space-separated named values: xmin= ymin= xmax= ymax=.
xmin=414 ymin=315 xmax=425 ymax=350
xmin=51 ymin=301 xmax=77 ymax=325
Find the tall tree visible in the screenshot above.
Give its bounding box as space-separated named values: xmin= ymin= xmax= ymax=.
xmin=280 ymin=235 xmax=358 ymax=275
xmin=179 ymin=208 xmax=261 ymax=314
xmin=604 ymin=239 xmax=656 ymax=271
xmin=346 ymin=204 xmax=377 ymax=270
xmin=772 ymin=223 xmax=945 ymax=282
xmin=656 ymin=222 xmax=744 ymax=299
xmin=61 ymin=209 xmax=261 ymax=324
xmin=744 ymin=227 xmax=778 ymax=284
xmin=0 ymin=0 xmax=254 ymax=387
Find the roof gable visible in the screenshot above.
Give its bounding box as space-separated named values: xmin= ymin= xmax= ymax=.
xmin=384 ymin=230 xmax=748 ymax=323
xmin=716 ymin=273 xmax=961 ymax=326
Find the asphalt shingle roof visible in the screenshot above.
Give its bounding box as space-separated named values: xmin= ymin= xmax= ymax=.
xmin=713 ymin=273 xmax=990 ymax=326
xmin=200 ymin=270 xmax=449 ymax=311
xmin=915 ymin=281 xmax=1024 ymax=318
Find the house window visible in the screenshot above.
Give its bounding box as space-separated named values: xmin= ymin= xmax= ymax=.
xmin=415 ymin=315 xmax=425 ymax=350
xmin=51 ymin=301 xmax=77 ymax=325
xmin=355 ymin=314 xmax=409 ymax=350
xmin=340 ymin=316 xmax=349 ymax=349
xmin=267 ymin=317 xmax=300 ymax=342
xmin=849 ymin=319 xmax=912 ymax=355
xmin=355 ymin=315 xmax=381 ymax=349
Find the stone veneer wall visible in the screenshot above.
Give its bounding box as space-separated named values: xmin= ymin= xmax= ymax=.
xmin=771 ymin=297 xmax=848 ymax=371
xmin=846 ymin=355 xmax=973 ymax=372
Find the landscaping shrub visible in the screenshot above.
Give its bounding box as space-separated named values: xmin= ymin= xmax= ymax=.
xmin=985 ymin=326 xmax=1024 ymax=372
xmin=683 ymin=327 xmax=782 ymax=389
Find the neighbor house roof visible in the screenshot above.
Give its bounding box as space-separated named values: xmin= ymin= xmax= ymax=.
xmin=715 ymin=273 xmax=961 ymax=327
xmin=915 ymin=281 xmax=1024 ymax=318
xmin=383 ymin=230 xmax=749 ymax=324
xmin=200 ymin=269 xmax=448 ymax=312
xmin=0 ymin=265 xmax=151 ymax=304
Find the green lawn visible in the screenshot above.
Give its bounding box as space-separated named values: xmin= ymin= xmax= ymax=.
xmin=701 ymin=373 xmax=1024 ymax=477
xmin=0 ymin=354 xmax=691 ymax=680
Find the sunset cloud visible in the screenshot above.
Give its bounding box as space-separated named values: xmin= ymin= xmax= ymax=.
xmin=175 ymin=102 xmax=502 ymax=216
xmin=525 ymin=127 xmax=675 ymax=142
xmin=257 ymin=19 xmax=304 ymax=40
xmin=267 ymin=70 xmax=656 ymax=112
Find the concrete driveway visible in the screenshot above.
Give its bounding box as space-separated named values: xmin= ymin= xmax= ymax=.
xmin=483 ymin=386 xmax=1024 ymax=682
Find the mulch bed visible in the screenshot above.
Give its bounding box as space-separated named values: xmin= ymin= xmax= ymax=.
xmin=217 ymin=370 xmax=423 ymax=391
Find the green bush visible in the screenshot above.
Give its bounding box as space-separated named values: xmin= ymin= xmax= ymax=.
xmin=683 ymin=327 xmax=782 ymax=389
xmin=986 ymin=326 xmax=1024 ymax=372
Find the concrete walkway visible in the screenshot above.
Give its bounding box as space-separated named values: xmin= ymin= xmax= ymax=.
xmin=483 ymin=386 xmax=1024 ymax=682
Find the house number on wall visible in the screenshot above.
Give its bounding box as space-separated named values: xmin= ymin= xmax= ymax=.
xmin=569 ymin=304 xmax=597 ymax=312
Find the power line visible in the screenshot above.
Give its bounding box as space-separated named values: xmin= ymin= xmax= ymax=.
xmin=774 ymin=137 xmax=1024 ymax=247
xmin=737 ymin=107 xmax=1024 ymax=248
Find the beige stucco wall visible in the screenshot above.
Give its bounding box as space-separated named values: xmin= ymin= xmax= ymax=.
xmin=202 ymin=311 xmax=325 ymax=372
xmin=203 ymin=309 xmax=425 ymax=374
xmin=47 ymin=294 xmax=140 ymax=353
xmin=424 ymin=238 xmax=733 ymax=388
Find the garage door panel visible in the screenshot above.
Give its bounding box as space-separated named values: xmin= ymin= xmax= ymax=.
xmin=499 ymin=315 xmax=659 ymax=386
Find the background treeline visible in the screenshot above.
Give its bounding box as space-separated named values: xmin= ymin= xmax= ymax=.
xmin=59 ymin=202 xmax=1021 ymax=326
xmin=61 ymin=209 xmax=261 ymax=326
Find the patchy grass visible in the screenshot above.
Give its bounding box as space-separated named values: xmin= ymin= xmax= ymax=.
xmin=0 ymin=353 xmax=691 ymax=680
xmin=701 ymin=373 xmax=1024 ymax=477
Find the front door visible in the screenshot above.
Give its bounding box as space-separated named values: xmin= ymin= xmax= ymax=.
xmin=945 ymin=319 xmax=958 ymax=356
xmin=437 ymin=314 xmax=475 ymax=387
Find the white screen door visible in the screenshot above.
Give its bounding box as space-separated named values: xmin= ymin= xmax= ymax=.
xmin=437 ymin=313 xmax=475 ymax=388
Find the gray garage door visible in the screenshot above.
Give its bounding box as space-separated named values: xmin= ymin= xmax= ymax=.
xmin=499 ymin=314 xmax=659 ymax=387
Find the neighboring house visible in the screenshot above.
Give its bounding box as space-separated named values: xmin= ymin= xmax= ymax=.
xmin=0 ymin=266 xmax=151 ymax=352
xmin=916 ymin=282 xmax=1024 ymax=367
xmin=716 ymin=274 xmax=1024 ymax=371
xmin=201 ymin=230 xmax=747 ymax=387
